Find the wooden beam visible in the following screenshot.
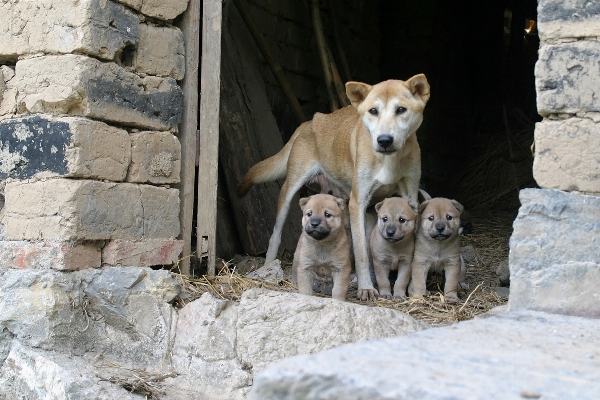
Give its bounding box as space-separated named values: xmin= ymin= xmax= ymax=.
xmin=177 ymin=0 xmax=201 ymax=276
xmin=197 ymin=0 xmax=222 ymax=276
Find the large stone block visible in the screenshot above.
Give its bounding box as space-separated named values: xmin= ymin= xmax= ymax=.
xmin=533 ymin=118 xmax=600 ymax=193
xmin=537 ymin=0 xmax=600 ymax=41
xmin=509 ymin=189 xmax=600 ymax=318
xmin=249 ymin=311 xmax=600 ymax=399
xmin=102 ymin=238 xmax=184 ymax=267
xmin=0 ymin=341 xmax=144 ymax=400
xmin=536 ymin=41 xmax=600 ymax=116
xmin=3 ymin=179 xmax=180 ymax=241
xmin=113 ymin=0 xmax=189 ymax=21
xmin=0 ymin=0 xmax=139 ymax=63
xmin=127 ymin=131 xmax=181 ymax=184
xmin=0 ymin=65 xmax=16 ymax=117
xmin=0 ymin=241 xmax=101 ymax=271
xmin=0 ymin=116 xmax=131 ymax=182
xmin=136 ymin=24 xmax=185 ymax=80
xmin=14 ymin=55 xmax=183 ymax=131
xmin=0 ymin=267 xmax=180 ymax=367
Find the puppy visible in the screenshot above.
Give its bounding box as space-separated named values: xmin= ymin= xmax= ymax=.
xmin=409 ymin=197 xmax=464 ymax=302
xmin=369 ymin=197 xmax=416 ymax=299
xmin=291 ymin=194 xmax=352 ymax=301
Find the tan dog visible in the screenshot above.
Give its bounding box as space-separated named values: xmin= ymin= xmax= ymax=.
xmin=291 ymin=194 xmax=351 ymax=301
xmin=238 ymin=75 xmax=430 ymax=300
xmin=369 ymin=197 xmax=416 ymax=299
xmin=409 ymin=197 xmax=464 ymax=302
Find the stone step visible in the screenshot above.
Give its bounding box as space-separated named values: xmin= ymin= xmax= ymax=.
xmin=250 ymin=310 xmax=600 ymax=400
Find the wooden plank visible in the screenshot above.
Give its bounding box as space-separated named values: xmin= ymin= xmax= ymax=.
xmin=197 ymin=0 xmax=222 ymax=276
xmin=177 ymin=0 xmax=201 ymax=276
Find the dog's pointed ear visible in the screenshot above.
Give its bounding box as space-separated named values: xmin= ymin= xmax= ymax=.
xmin=451 ymin=199 xmax=464 ymax=215
xmin=335 ymin=197 xmax=348 ymax=211
xmin=406 ymin=74 xmax=430 ymax=104
xmin=299 ymin=197 xmax=310 ymax=210
xmin=345 ymin=82 xmax=372 ymax=108
xmin=418 ymin=199 xmax=430 ymax=214
xmin=374 ymin=200 xmax=384 ymax=213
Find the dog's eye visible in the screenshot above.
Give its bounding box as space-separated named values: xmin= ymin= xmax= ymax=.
xmin=324 ymin=212 xmax=331 ymax=218
xmin=428 ymin=216 xmax=434 ymax=221
xmin=396 ymin=107 xmax=406 ymax=115
xmin=446 ymin=215 xmax=453 ymax=220
xmin=307 ymin=211 xmax=312 ymax=217
xmin=368 ymin=108 xmax=378 ymax=116
xmin=382 ymin=216 xmax=387 ymax=222
xmin=399 ymin=218 xmax=406 ymax=223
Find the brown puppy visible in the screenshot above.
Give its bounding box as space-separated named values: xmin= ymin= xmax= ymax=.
xmin=409 ymin=197 xmax=464 ymax=302
xmin=238 ymin=76 xmax=430 ymax=301
xmin=291 ymin=194 xmax=352 ymax=301
xmin=369 ymin=197 xmax=416 ymax=299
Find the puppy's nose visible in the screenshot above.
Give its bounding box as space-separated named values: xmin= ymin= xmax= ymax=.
xmin=310 ymin=217 xmax=322 ymax=228
xmin=377 ymin=135 xmax=394 ymax=149
xmin=386 ymin=228 xmax=396 ymax=237
xmin=435 ymin=222 xmax=445 ymax=232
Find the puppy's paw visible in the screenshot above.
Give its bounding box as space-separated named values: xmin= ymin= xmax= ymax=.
xmin=393 ymin=293 xmax=407 ymax=299
xmin=357 ymin=288 xmax=379 ymax=301
xmin=444 ymin=294 xmax=459 ymax=304
xmin=379 ymin=289 xmax=392 ymax=299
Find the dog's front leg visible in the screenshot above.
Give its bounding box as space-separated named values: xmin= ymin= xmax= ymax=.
xmin=349 ymin=191 xmax=379 ymax=301
xmin=408 ymin=255 xmax=430 ymax=297
xmin=443 ymin=256 xmax=461 ymax=303
xmin=397 ymin=174 xmax=421 ymax=212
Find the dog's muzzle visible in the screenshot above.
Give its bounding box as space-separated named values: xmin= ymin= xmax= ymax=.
xmin=305 ymin=217 xmax=330 ymax=240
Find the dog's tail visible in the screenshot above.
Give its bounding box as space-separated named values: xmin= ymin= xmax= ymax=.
xmin=237 ymin=121 xmax=309 ymax=197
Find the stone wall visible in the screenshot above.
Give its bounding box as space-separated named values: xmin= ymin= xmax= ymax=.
xmin=509 ymin=0 xmax=600 ymax=318
xmin=0 ymin=0 xmax=187 ymax=270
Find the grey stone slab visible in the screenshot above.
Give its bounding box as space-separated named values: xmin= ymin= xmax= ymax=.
xmin=509 ymin=189 xmax=600 ymax=317
xmin=538 ymin=0 xmax=600 ymax=40
xmin=249 ymin=310 xmax=600 ymax=400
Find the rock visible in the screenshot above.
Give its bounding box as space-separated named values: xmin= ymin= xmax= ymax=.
xmin=0 ymin=340 xmax=144 ymax=400
xmin=533 ymin=118 xmax=600 ymax=193
xmin=249 ymin=310 xmax=600 ymax=399
xmin=244 ymin=259 xmax=283 ymax=282
xmin=495 ymin=286 xmax=510 ymax=298
xmin=537 ymin=0 xmax=600 ymax=41
xmin=113 ymin=0 xmax=189 ymax=21
xmin=236 ymin=288 xmax=427 ymax=372
xmin=496 ymin=258 xmax=510 ymax=286
xmin=509 ymin=189 xmax=600 ymax=318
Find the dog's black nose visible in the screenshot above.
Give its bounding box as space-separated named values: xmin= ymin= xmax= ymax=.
xmin=386 ymin=228 xmax=396 ymax=237
xmin=310 ymin=217 xmax=321 ymax=228
xmin=377 ymin=135 xmax=394 ymax=149
xmin=435 ymin=222 xmax=445 ymax=232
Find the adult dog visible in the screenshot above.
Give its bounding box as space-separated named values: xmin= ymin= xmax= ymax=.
xmin=238 ymin=75 xmax=430 ymax=300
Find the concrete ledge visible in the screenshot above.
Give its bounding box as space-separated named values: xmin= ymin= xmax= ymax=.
xmin=249 ymin=310 xmax=600 ymax=399
xmin=509 ymin=188 xmax=600 ymax=318
xmin=102 ymin=239 xmax=183 ymax=267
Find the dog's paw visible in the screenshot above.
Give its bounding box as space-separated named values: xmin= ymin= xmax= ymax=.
xmin=378 ymin=289 xmax=392 ymax=299
xmin=443 ymin=294 xmax=459 ymax=304
xmin=393 ymin=293 xmax=407 ymax=300
xmin=357 ymin=288 xmax=379 ymax=301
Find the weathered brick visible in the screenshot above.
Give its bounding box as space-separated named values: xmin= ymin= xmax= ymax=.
xmin=0 ymin=241 xmax=101 ymax=271
xmin=14 ymin=55 xmax=183 ymax=131
xmin=0 ymin=0 xmax=139 ymax=63
xmin=0 ymin=116 xmax=131 ymax=182
xmin=535 ymin=41 xmax=600 ymax=116
xmin=136 ymin=24 xmax=185 ymax=80
xmin=102 ymin=238 xmax=183 ymax=267
xmin=114 ymin=0 xmax=188 ymax=21
xmin=509 ymin=189 xmax=600 ymax=318
xmin=3 ymin=179 xmax=180 ymax=241
xmin=0 ymin=65 xmax=16 ymax=117
xmin=127 ymin=131 xmax=181 ymax=184
xmin=537 ymin=0 xmax=600 ymax=41
xmin=533 ymin=118 xmax=600 ymax=193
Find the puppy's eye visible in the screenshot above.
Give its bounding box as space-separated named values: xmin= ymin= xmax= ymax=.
xmin=368 ymin=108 xmax=378 ymax=116
xmin=428 ymin=216 xmax=434 ymax=221
xmin=382 ymin=216 xmax=388 ymax=222
xmin=396 ymin=107 xmax=406 ymax=115
xmin=324 ymin=212 xmax=332 ymax=218
xmin=307 ymin=211 xmax=312 ymax=217
xmin=446 ymin=215 xmax=453 ymax=220
xmin=399 ymin=218 xmax=406 ymax=223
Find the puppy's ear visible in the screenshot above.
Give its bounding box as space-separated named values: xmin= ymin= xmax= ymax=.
xmin=335 ymin=197 xmax=347 ymax=211
xmin=345 ymin=82 xmax=372 ymax=108
xmin=374 ymin=200 xmax=384 ymax=213
xmin=418 ymin=200 xmax=430 ymax=214
xmin=451 ymin=199 xmax=464 ymax=215
xmin=299 ymin=197 xmax=310 ymax=210
xmin=406 ymin=74 xmax=430 ymax=104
